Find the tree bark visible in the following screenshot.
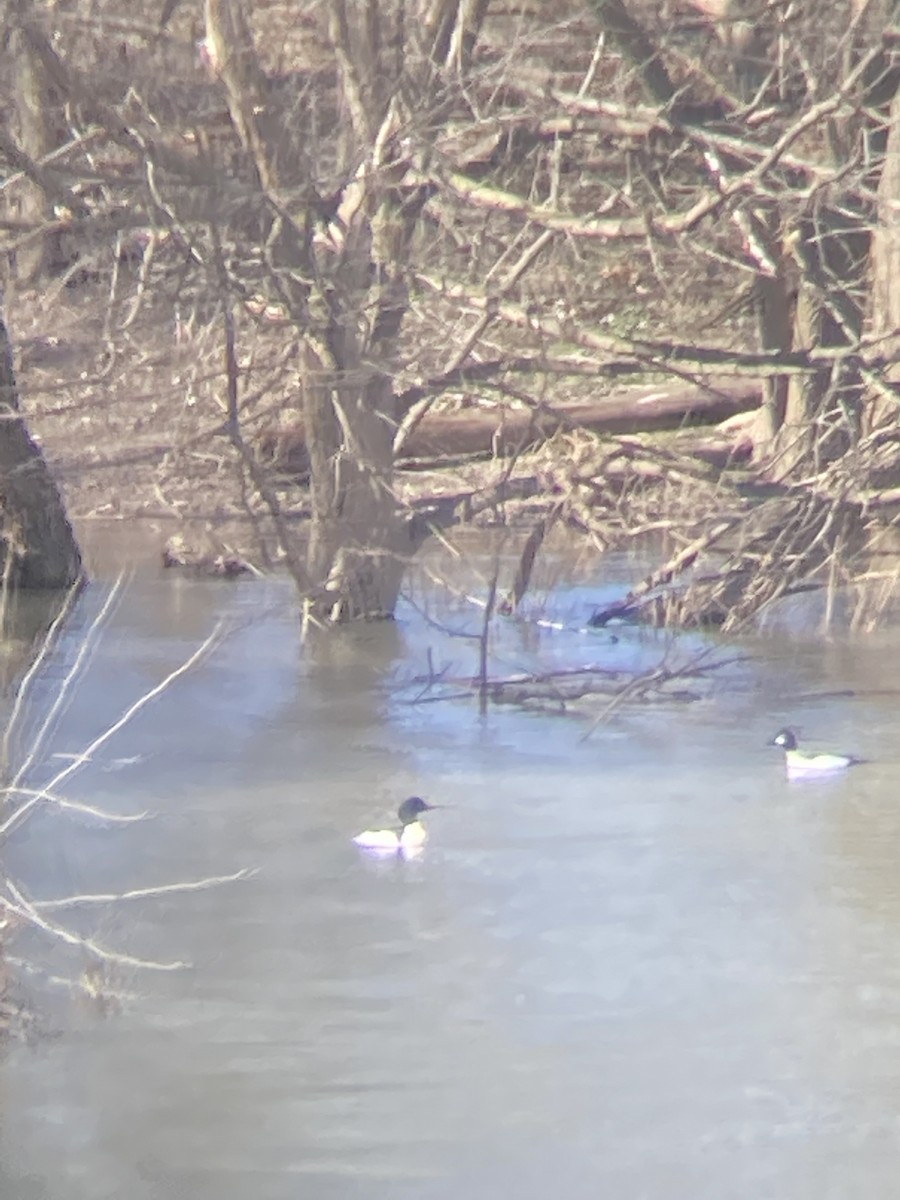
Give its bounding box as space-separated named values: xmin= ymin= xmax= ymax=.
xmin=304 ymin=178 xmax=427 ymax=621
xmin=204 ymin=0 xmax=432 ymax=622
xmin=770 ymin=207 xmax=867 ymax=478
xmin=753 ymin=274 xmax=791 ymax=451
xmin=0 ymin=312 xmax=82 ymax=589
xmin=297 ymin=1 xmax=436 ymax=621
xmin=868 ymin=85 xmax=900 ymax=434
xmin=9 ymin=24 xmax=53 ymax=284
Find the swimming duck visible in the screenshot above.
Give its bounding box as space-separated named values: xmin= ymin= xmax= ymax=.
xmin=353 ymin=797 xmax=437 ymax=853
xmin=768 ymin=728 xmax=858 ymax=775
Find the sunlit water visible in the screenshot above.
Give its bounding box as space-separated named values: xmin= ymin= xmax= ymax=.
xmin=2 ymin=535 xmax=900 ymax=1198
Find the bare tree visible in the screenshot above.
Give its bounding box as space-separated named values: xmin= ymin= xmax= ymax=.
xmin=5 ymin=0 xmax=900 ymax=624
xmin=204 ymin=0 xmax=491 ymax=619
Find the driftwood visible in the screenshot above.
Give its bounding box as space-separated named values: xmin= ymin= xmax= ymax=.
xmin=162 ymin=534 xmax=254 ymax=578
xmin=403 ymin=655 xmax=742 ymax=715
xmin=483 ymin=665 xmax=704 ymax=707
xmin=258 ymin=379 xmax=761 ymax=479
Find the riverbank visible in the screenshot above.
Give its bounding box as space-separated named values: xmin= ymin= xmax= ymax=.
xmin=11 ymin=286 xmax=757 ymax=550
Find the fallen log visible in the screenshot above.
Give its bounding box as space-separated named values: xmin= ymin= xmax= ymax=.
xmin=258 ymin=378 xmax=761 ymax=479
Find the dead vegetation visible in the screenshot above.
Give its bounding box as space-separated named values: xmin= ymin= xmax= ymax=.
xmin=0 ymin=1 xmax=899 ymax=630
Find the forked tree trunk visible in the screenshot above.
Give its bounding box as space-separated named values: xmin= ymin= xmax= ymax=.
xmin=303 ymin=209 xmax=429 ymax=622
xmin=0 ymin=312 xmax=82 ymax=589
xmin=208 ymin=0 xmax=430 ymax=623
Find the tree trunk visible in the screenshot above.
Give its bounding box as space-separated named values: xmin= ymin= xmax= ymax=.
xmin=303 ymin=263 xmax=419 ymax=621
xmin=206 ymin=0 xmax=427 ymax=623
xmin=9 ymin=24 xmax=53 ymax=284
xmin=305 ymin=229 xmax=428 ymax=619
xmin=770 ymin=209 xmax=867 ymax=478
xmin=773 ymin=284 xmax=832 ymax=476
xmin=868 ymin=85 xmax=900 ymax=433
xmin=0 ymin=313 xmax=82 ymax=589
xmin=298 ymin=1 xmax=433 ymax=622
xmin=752 ymin=266 xmax=791 ymax=453
xmin=304 ymin=365 xmax=407 ymax=621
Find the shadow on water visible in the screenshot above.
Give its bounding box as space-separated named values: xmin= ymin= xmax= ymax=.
xmin=2 ymin=527 xmax=900 ymax=1198
xmin=0 ymin=585 xmax=78 ymax=700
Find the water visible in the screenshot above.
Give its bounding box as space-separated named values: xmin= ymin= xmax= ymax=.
xmin=2 ymin=537 xmax=900 ymax=1198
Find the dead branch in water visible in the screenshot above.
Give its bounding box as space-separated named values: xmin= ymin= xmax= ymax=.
xmin=485 ymin=663 xmax=702 ymax=709
xmin=499 ymin=504 xmax=563 ymax=615
xmin=511 ymin=419 xmax=900 ymax=632
xmin=589 ymin=490 xmax=868 ymax=631
xmin=403 ymin=652 xmax=744 ymax=715
xmin=477 ymin=557 xmax=501 ymax=717
xmin=587 ymin=517 xmax=743 ymax=626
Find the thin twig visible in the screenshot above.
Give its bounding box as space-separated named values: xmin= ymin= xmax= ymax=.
xmin=1 ymin=576 xmax=86 ymax=774
xmin=1 ymin=884 xmax=190 ymax=971
xmin=0 ymin=786 xmax=149 ymax=823
xmin=8 ymin=574 xmax=127 ymax=794
xmin=478 ymin=557 xmax=501 ymax=717
xmin=30 ymin=866 xmax=257 ymax=910
xmin=0 ymin=622 xmax=226 ymax=843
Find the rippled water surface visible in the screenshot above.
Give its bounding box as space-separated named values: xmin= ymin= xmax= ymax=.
xmin=2 ymin=535 xmax=900 ymax=1199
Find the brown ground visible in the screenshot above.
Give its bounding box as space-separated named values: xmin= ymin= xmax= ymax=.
xmin=11 ymin=278 xmax=756 ymax=566
xmin=11 ymin=281 xmax=288 ymax=532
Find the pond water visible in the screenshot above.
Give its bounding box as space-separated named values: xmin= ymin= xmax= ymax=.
xmin=1 ymin=532 xmax=900 ymax=1198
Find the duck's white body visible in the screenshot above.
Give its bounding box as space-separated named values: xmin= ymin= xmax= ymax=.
xmin=353 ymin=820 xmax=428 ymax=851
xmin=784 ymin=749 xmax=854 ymax=776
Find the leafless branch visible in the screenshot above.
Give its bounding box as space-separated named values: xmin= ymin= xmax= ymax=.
xmin=30 ymin=867 xmax=257 ymax=910
xmin=0 ymin=622 xmax=226 ymax=843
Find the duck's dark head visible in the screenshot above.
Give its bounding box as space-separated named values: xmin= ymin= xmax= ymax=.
xmin=769 ymin=728 xmax=797 ymax=751
xmin=398 ymin=796 xmax=435 ymax=825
